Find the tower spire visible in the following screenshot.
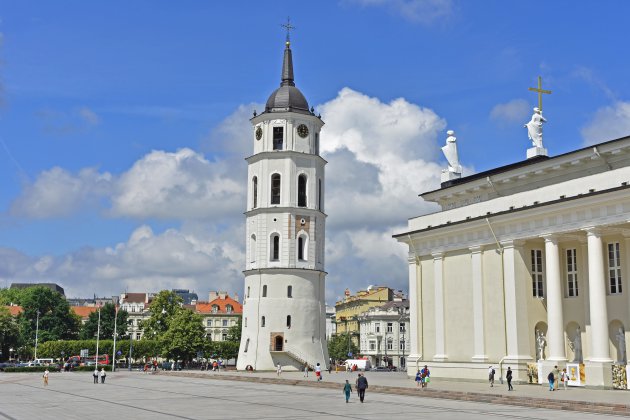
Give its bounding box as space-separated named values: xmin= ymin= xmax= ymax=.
xmin=280 ymin=17 xmax=296 ymax=87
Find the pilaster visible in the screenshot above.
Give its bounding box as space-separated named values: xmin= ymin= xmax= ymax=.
xmin=470 ymin=246 xmax=487 ymax=362
xmin=432 ymin=252 xmax=447 ymax=361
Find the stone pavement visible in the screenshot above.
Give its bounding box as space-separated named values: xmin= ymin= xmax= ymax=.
xmin=0 ymin=370 xmax=626 ymax=419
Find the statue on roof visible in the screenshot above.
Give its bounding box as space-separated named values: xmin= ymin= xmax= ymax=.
xmin=525 ymin=107 xmax=546 ymax=149
xmin=441 ymin=130 xmax=462 ymax=175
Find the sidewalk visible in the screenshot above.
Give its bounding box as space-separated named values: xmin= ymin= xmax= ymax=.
xmin=170 ymin=369 xmax=630 ymax=416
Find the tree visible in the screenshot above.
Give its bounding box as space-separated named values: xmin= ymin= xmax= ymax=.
xmin=0 ymin=288 xmax=25 ymax=306
xmin=226 ymin=317 xmax=242 ymax=342
xmin=159 ymin=309 xmax=208 ymax=362
xmin=0 ymin=307 xmax=20 ymax=361
xmin=327 ymin=333 xmax=360 ymax=362
xmin=79 ymin=303 xmax=129 ymax=341
xmin=141 ymin=290 xmax=184 ymax=338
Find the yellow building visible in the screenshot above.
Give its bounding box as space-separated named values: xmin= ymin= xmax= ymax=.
xmin=335 ymin=286 xmax=394 ymax=345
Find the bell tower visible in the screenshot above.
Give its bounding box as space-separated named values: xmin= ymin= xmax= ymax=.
xmin=237 ymin=34 xmax=329 ymax=370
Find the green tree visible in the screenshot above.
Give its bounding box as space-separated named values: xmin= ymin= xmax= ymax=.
xmin=0 ymin=288 xmax=25 ymax=306
xmin=141 ymin=290 xmax=184 ymax=338
xmin=17 ymin=287 xmax=80 ymax=344
xmin=226 ymin=317 xmax=242 ymax=342
xmin=159 ymin=309 xmax=207 ymax=362
xmin=327 ymin=333 xmax=359 ymax=362
xmin=0 ymin=307 xmax=20 ymax=361
xmin=79 ymin=303 xmax=129 ymax=340
xmin=207 ymin=341 xmax=239 ymax=361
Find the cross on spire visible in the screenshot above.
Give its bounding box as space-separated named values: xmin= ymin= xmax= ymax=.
xmin=528 ymin=76 xmax=552 ymax=113
xmin=281 ymin=16 xmax=295 ymax=43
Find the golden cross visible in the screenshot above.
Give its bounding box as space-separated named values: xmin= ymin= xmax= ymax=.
xmin=280 ymin=16 xmax=296 ymax=43
xmin=528 ymin=76 xmax=552 ymax=112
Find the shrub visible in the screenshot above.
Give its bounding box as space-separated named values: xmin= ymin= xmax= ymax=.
xmin=4 ymin=366 xmax=61 ymax=373
xmin=71 ymin=365 xmax=112 ymax=372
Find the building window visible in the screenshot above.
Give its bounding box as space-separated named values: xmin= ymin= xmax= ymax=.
xmin=531 ymin=249 xmax=544 ymax=298
xmin=318 ymin=179 xmax=322 ymax=211
xmin=566 ymin=248 xmax=579 ymax=297
xmin=250 ymin=235 xmax=256 ymax=264
xmin=287 ymin=315 xmax=291 ymax=328
xmin=375 ymin=323 xmax=380 ymax=333
xmin=271 ymin=235 xmax=280 ymax=261
xmin=369 ymin=341 xmax=376 ymax=351
xmin=399 ymin=322 xmax=406 ymax=333
xmin=298 ymin=174 xmax=307 ymax=207
xmin=262 ymin=285 xmax=267 ymax=297
xmin=387 ymin=322 xmax=393 ymax=333
xmin=222 ymin=332 xmax=228 ymax=341
xmin=273 ymin=127 xmax=283 ymax=150
xmin=287 ymin=285 xmax=292 ymax=298
xmin=206 ymin=319 xmax=211 ymax=327
xmin=136 ymin=333 xmax=141 ymax=340
xmin=252 ymin=176 xmax=258 ymax=208
xmin=226 ymin=305 xmax=233 ymax=314
xmin=261 ymin=316 xmax=266 ymax=327
xmin=399 ymin=340 xmax=405 ymax=351
xmin=387 ymin=339 xmax=393 ymax=351
xmin=297 ymin=235 xmax=307 ymax=261
xmin=271 ymin=174 xmax=281 ymax=205
xmin=223 ymin=319 xmax=228 ymax=327
xmin=608 ymin=242 xmax=622 ymax=294
xmin=244 ymin=338 xmax=249 ymax=352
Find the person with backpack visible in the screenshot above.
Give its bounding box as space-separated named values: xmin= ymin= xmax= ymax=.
xmin=488 ymin=366 xmax=495 ymax=387
xmin=547 ymin=370 xmax=555 ymax=391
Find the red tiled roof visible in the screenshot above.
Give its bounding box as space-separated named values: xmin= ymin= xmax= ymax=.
xmin=121 ymin=293 xmax=147 ymax=303
xmin=4 ymin=306 xmax=23 ymax=316
xmin=71 ymin=306 xmax=99 ymax=319
xmin=196 ymin=295 xmax=242 ymax=314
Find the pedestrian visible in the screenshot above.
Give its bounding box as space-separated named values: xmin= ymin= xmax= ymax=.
xmin=93 ymin=368 xmax=99 ymax=384
xmin=561 ymin=368 xmax=568 ymax=390
xmin=315 ymin=362 xmax=322 ymax=381
xmin=547 ymin=370 xmax=555 ymax=391
xmin=553 ymin=365 xmax=560 ymax=390
xmin=355 ymin=374 xmax=361 ymax=397
xmin=488 ymin=365 xmax=495 ymax=387
xmin=342 ymin=380 xmax=352 ymax=403
xmin=328 ymin=364 xmax=332 ymax=374
xmin=357 ymin=373 xmax=368 ymax=403
xmin=43 ymin=369 xmax=49 ymax=386
xmin=100 ymin=367 xmax=106 ymax=384
xmin=276 ymin=363 xmax=282 ymax=376
xmin=303 ymin=363 xmax=309 ymax=377
xmin=420 ymin=365 xmax=430 ymax=388
xmin=506 ymin=367 xmax=513 ymax=391
xmin=415 ymin=369 xmax=422 ymax=387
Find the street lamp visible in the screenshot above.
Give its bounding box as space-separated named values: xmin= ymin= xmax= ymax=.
xmin=34 ymin=310 xmax=40 ymax=360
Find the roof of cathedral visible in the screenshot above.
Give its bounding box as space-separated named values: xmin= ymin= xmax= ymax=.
xmin=264 ymin=41 xmax=310 ymax=115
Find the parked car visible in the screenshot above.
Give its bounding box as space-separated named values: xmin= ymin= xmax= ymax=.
xmin=0 ymin=362 xmax=16 ymax=371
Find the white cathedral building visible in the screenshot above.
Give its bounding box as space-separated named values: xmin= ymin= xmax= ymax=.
xmin=395 ymin=125 xmax=630 ymax=388
xmin=237 ymin=38 xmax=329 ymax=371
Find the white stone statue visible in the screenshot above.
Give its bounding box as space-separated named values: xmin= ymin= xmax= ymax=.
xmin=441 ymin=130 xmax=462 ymax=175
xmin=524 ymin=107 xmax=546 ymax=148
xmin=536 ymin=329 xmax=547 ymax=361
xmin=616 ymin=327 xmax=626 ymax=363
xmin=568 ymin=327 xmax=583 ymax=363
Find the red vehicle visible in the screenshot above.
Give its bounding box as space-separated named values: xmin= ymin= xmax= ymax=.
xmin=66 ymin=354 xmax=110 ymax=366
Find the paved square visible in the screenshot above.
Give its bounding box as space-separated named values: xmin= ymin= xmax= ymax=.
xmin=0 ymin=372 xmax=619 ymax=419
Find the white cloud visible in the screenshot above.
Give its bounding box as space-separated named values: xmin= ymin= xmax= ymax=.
xmin=78 ymin=107 xmax=100 ymax=125
xmin=490 ymin=99 xmax=530 ymax=124
xmin=345 ymin=0 xmax=454 ymax=24
xmin=581 ymin=101 xmax=630 ymax=145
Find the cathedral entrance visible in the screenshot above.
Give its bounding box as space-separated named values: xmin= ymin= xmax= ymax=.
xmin=275 ymin=335 xmax=284 ymax=351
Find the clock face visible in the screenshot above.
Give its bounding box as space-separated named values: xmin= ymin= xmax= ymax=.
xmin=255 ymin=126 xmax=262 ymax=140
xmin=297 ymin=124 xmax=309 ymax=138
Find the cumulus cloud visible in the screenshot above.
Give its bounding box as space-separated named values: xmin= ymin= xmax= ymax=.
xmin=490 ymin=99 xmax=530 ymax=124
xmin=581 ymin=101 xmax=630 ymax=145
xmin=345 ymin=0 xmax=454 ymax=24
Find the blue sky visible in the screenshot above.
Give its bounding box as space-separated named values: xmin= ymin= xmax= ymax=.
xmin=1 ymin=0 xmax=629 ymax=302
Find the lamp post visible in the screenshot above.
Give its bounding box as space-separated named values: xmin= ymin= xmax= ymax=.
xmin=112 ymin=305 xmax=118 ymax=372
xmin=95 ymin=308 xmax=101 ymax=368
xmin=34 ymin=310 xmax=40 ymax=360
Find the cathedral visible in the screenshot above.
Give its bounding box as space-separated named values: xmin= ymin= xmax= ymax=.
xmin=236 ymin=36 xmax=329 ymax=371
xmin=395 ymin=121 xmax=630 ymax=387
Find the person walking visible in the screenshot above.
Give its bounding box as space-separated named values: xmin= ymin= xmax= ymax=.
xmin=415 ymin=369 xmax=422 ymax=387
xmin=342 ymin=380 xmax=352 ymax=403
xmin=43 ymin=369 xmax=49 ymax=386
xmin=420 ymin=365 xmax=430 ymax=388
xmin=506 ymin=367 xmax=513 ymax=391
xmin=100 ymin=367 xmax=106 ymax=384
xmin=276 ymin=363 xmax=282 ymax=376
xmin=93 ymin=368 xmax=99 ymax=384
xmin=357 ymin=374 xmax=368 ymax=403
xmin=315 ymin=362 xmax=322 ymax=381
xmin=303 ymin=363 xmax=309 ymax=377
xmin=553 ymin=365 xmax=560 ymax=391
xmin=488 ymin=366 xmax=495 ymax=387
xmin=547 ymin=370 xmax=555 ymax=391
xmin=561 ymin=368 xmax=568 ymax=390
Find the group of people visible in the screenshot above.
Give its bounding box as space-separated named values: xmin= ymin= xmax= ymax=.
xmin=546 ymin=365 xmax=569 ymax=391
xmin=92 ymin=367 xmax=107 ymax=384
xmin=342 ymin=373 xmax=369 ymax=403
xmin=414 ymin=365 xmax=431 ymax=388
xmin=488 ymin=365 xmax=514 ymax=390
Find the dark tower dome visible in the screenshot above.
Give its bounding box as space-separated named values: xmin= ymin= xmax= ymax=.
xmin=265 ymin=41 xmax=311 ymax=115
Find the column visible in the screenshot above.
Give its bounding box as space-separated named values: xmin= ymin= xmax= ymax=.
xmin=543 ymin=235 xmax=566 ymax=361
xmin=470 ymin=246 xmax=487 ymax=361
xmin=502 ymin=240 xmax=532 ymax=360
xmin=585 ymin=228 xmax=612 ymax=362
xmin=407 ymin=257 xmax=421 ymax=365
xmin=432 ymin=252 xmax=447 ymax=361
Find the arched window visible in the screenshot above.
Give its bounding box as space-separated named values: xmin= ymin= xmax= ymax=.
xmin=297 ymin=234 xmax=308 ymax=261
xmin=247 ymin=286 xmax=250 ymax=298
xmin=287 ymin=315 xmax=292 ymax=328
xmin=262 ymin=285 xmax=267 ymax=297
xmin=252 ymin=176 xmax=258 ymax=208
xmin=250 ymin=234 xmax=256 ymax=263
xmin=318 ymin=179 xmax=322 ymax=211
xmin=287 ymin=285 xmax=293 ymax=298
xmin=244 ymin=338 xmax=249 ymax=352
xmin=261 ymin=316 xmax=266 ymax=327
xmin=298 ymin=174 xmax=307 ymax=207
xmin=271 ymin=234 xmax=280 ymax=261
xmin=271 ymin=174 xmax=281 ymax=205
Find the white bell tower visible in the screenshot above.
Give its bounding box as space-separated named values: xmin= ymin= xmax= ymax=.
xmin=237 ymin=36 xmax=329 ymax=371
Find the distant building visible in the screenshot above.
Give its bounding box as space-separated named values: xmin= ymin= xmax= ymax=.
xmin=197 ymin=292 xmax=243 ymax=341
xmin=71 ymin=306 xmax=99 ymax=324
xmin=335 ymin=286 xmax=395 ymax=346
xmin=66 ymin=296 xmax=117 ymax=307
xmin=119 ymin=293 xmax=153 ymax=340
xmin=172 ymin=289 xmax=198 ymax=305
xmin=10 ymin=282 xmax=65 ymax=296
xmin=325 ymin=305 xmax=336 ymax=340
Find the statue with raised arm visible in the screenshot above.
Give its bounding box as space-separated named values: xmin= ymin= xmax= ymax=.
xmin=568 ymin=327 xmax=583 ymax=363
xmin=441 ymin=130 xmax=462 ymax=175
xmin=524 ymin=107 xmax=546 ymax=148
xmin=616 ymin=327 xmax=626 ymax=363
xmin=536 ymin=329 xmax=547 ymax=361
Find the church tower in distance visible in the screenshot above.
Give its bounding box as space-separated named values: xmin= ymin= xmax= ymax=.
xmin=237 ymin=37 xmax=329 ymax=371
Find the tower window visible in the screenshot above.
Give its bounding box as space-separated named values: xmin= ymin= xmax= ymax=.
xmin=297 ymin=235 xmax=307 ymax=261
xmin=250 ymin=234 xmax=256 ymax=264
xmin=252 ymin=176 xmax=258 ymax=208
xmin=261 ymin=316 xmax=266 ymax=327
xmin=287 ymin=315 xmax=292 ymax=328
xmin=247 ymin=286 xmax=250 ymax=298
xmin=315 ymin=132 xmax=319 ymax=155
xmin=244 ymin=317 xmax=247 ymax=327
xmin=273 ymin=127 xmax=283 ymax=150
xmin=298 ymin=174 xmax=307 ymax=207
xmin=608 ymin=242 xmax=622 ymax=294
xmin=262 ymin=285 xmax=267 ymax=297
xmin=271 ymin=174 xmax=281 ymax=205
xmin=271 ymin=235 xmax=280 ymax=261
xmin=244 ymin=338 xmax=250 ymax=352
xmin=287 ymin=285 xmax=293 ymax=298
xmin=531 ymin=249 xmax=544 ymax=298
xmin=318 ymin=179 xmax=322 ymax=211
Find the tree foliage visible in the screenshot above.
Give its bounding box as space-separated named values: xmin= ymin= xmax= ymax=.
xmin=159 ymin=309 xmax=208 ymax=362
xmin=327 ymin=333 xmax=360 ymax=362
xmin=207 ymin=341 xmax=239 ymax=361
xmin=141 ymin=290 xmax=184 ymax=338
xmin=79 ymin=303 xmax=129 ymax=341
xmin=0 ymin=307 xmax=20 ymax=361
xmin=226 ymin=317 xmax=242 ymax=342
xmin=36 ymin=339 xmax=160 ymax=362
